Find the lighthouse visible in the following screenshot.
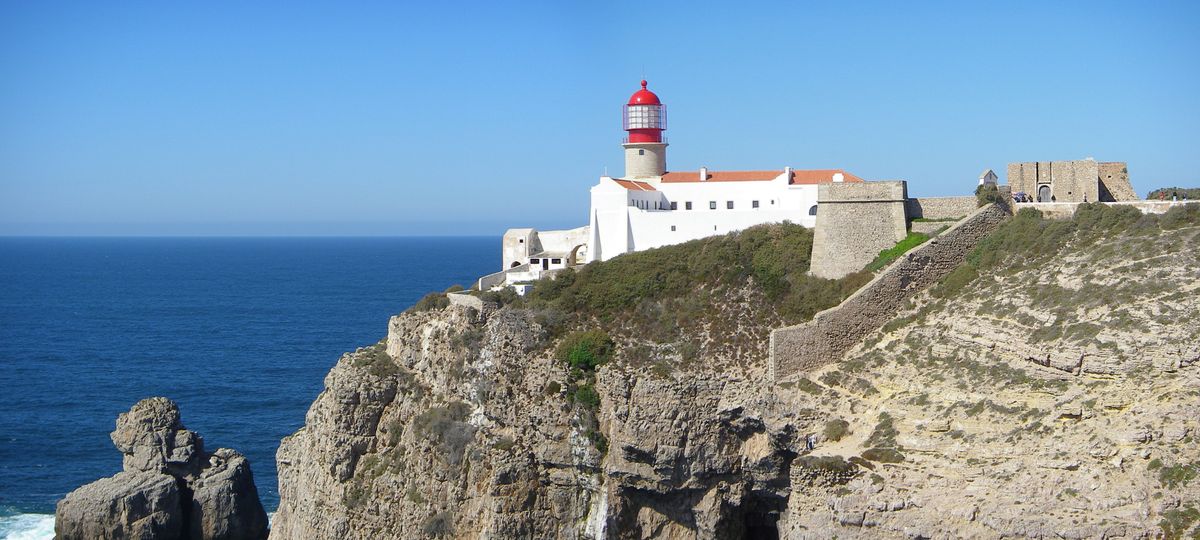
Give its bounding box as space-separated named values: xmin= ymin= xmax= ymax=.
xmin=622 ymin=80 xmax=668 ymax=179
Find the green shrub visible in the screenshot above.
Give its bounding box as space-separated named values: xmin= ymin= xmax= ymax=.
xmin=444 ymin=284 xmax=465 ymax=293
xmin=410 ymin=292 xmax=450 ymax=312
xmin=587 ymin=430 xmax=609 ymax=455
xmin=544 ymin=381 xmax=561 ymax=395
xmin=1161 ymin=202 xmax=1200 ymax=229
xmin=573 ymin=384 xmax=601 ymax=410
xmin=555 ymin=330 xmax=614 ymax=372
xmin=861 ymin=447 xmax=905 ymax=463
xmin=479 ymin=287 xmax=519 ymax=306
xmin=1159 ymin=462 xmax=1198 ymax=489
xmin=932 ymin=263 xmax=979 ymax=299
xmin=413 ymin=401 xmax=475 ymax=466
xmin=492 ymin=436 xmax=516 ymax=452
xmin=975 ymin=183 xmax=1005 ymax=207
xmin=351 ymin=342 xmax=400 ymax=378
xmin=421 ymin=511 xmax=454 ymax=537
xmin=866 ymin=232 xmax=930 ymax=272
xmin=1159 ymin=505 xmax=1199 ymax=540
xmin=823 ymin=419 xmax=850 ymax=442
xmin=450 ymin=327 xmax=484 ymax=351
xmin=865 ymin=412 xmax=900 ymax=449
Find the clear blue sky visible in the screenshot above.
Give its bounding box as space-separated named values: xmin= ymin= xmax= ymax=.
xmin=2 ymin=1 xmax=1197 ymax=235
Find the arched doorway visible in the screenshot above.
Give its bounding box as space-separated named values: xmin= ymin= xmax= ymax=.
xmin=510 ymin=261 xmax=521 ymax=268
xmin=567 ymin=244 xmax=587 ymax=266
xmin=1038 ymin=185 xmax=1051 ymax=202
xmin=808 ymin=204 xmax=818 ymax=216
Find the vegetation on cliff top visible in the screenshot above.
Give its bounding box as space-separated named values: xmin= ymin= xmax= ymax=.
xmin=935 ymin=202 xmax=1200 ymax=301
xmin=506 ymin=223 xmax=870 ymax=349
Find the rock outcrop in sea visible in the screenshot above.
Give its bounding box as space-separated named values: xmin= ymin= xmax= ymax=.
xmin=55 ymin=397 xmax=269 ymax=540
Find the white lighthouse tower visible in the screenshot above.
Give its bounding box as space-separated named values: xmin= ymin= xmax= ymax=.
xmin=622 ymin=80 xmax=668 ymax=179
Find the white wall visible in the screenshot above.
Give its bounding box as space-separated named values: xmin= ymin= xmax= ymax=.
xmin=588 ymin=175 xmax=820 ymax=261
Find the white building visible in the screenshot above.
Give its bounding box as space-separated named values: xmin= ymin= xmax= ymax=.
xmin=979 ymin=168 xmax=998 ymax=186
xmin=479 ymin=80 xmax=867 ymax=290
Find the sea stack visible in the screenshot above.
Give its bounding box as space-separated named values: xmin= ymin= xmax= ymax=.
xmin=55 ymin=397 xmax=269 ymax=540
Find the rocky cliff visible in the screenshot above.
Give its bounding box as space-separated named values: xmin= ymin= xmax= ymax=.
xmin=273 ymin=205 xmax=1200 ymax=539
xmin=56 ymin=397 xmax=269 ymax=540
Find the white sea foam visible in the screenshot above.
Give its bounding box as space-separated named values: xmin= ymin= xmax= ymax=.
xmin=0 ymin=513 xmax=54 ymax=540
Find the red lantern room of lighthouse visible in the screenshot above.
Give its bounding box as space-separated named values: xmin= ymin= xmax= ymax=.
xmin=622 ymin=80 xmax=668 ymax=179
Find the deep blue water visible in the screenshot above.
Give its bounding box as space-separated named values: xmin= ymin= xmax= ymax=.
xmin=0 ymin=237 xmax=497 ymax=523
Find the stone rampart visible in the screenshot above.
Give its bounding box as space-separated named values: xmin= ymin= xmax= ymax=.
xmin=770 ymin=202 xmax=1012 ymax=381
xmin=1016 ymin=200 xmax=1190 ymax=220
xmin=809 ymin=181 xmax=908 ymax=279
xmin=906 ymin=196 xmax=977 ymax=220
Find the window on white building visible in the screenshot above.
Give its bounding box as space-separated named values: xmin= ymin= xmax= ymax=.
xmin=685 ymin=202 xmax=692 ymax=210
xmin=639 ymin=149 xmax=645 ymax=155
xmin=752 ymin=200 xmax=759 ymax=208
xmin=670 ymin=201 xmax=677 ymax=210
xmin=808 ymin=205 xmax=818 ymax=216
xmin=670 ymin=225 xmax=676 ymax=231
xmin=551 ymin=258 xmax=561 ymax=264
xmin=531 ymin=258 xmax=540 ymax=264
xmin=726 ymin=201 xmax=734 ymax=209
xmin=709 ymin=201 xmax=716 ymax=210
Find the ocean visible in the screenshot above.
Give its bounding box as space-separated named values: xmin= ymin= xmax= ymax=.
xmin=0 ymin=236 xmax=498 ymax=538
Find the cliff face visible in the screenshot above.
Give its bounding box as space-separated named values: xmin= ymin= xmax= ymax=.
xmin=273 ymin=212 xmax=1200 ymax=539
xmin=272 ymin=306 xmax=806 ymax=539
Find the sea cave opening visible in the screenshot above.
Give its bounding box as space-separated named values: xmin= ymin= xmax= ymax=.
xmin=742 ymin=510 xmax=779 ymax=540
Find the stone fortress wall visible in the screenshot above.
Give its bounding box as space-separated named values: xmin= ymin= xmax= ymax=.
xmin=905 ymin=196 xmax=978 ymax=220
xmin=808 ymin=181 xmax=909 ymax=279
xmin=1098 ymin=162 xmax=1138 ymax=201
xmin=770 ymin=202 xmax=1013 ymax=381
xmin=1008 ymin=160 xmax=1138 ymax=203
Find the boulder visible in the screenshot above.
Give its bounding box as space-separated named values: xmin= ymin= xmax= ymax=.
xmin=189 ymin=448 xmax=270 ymax=540
xmin=55 ymin=397 xmax=269 ymax=540
xmin=55 ymin=470 xmax=182 ymax=540
xmin=111 ymin=396 xmax=202 ymax=473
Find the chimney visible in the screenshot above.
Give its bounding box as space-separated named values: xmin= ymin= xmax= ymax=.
xmin=700 ymin=167 xmax=708 ymax=182
xmin=833 ymin=172 xmax=844 ymax=183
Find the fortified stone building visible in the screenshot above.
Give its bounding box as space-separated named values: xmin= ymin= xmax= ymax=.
xmin=1008 ymin=159 xmax=1138 ymax=202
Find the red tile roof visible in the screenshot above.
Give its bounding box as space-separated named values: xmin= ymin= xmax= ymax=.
xmin=613 ymin=179 xmax=657 ymax=191
xmin=790 ymin=169 xmax=865 ymax=184
xmin=658 ymin=169 xmax=865 ymax=185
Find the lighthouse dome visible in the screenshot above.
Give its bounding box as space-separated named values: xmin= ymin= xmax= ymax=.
xmin=627 ymin=80 xmax=661 ymax=105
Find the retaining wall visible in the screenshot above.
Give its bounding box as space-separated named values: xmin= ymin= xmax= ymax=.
xmin=769 ymin=202 xmax=1012 ymax=381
